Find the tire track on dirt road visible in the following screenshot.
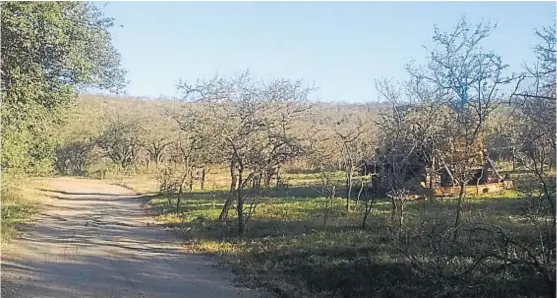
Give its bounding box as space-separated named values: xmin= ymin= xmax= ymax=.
xmin=1 ymin=178 xmax=266 ymax=298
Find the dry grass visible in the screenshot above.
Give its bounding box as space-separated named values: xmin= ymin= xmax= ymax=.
xmin=132 ymin=169 xmax=554 ymax=298
xmin=105 ymin=174 xmax=159 ymax=194
xmin=66 ymin=165 xmax=554 ymax=297
xmin=1 ymin=179 xmax=53 ymax=244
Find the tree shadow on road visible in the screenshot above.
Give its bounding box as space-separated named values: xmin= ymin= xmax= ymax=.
xmin=2 ymin=187 xmax=260 ymax=298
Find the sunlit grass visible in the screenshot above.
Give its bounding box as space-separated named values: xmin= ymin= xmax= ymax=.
xmin=1 ymin=179 xmax=51 ymax=244
xmin=131 ymin=169 xmax=549 ymax=297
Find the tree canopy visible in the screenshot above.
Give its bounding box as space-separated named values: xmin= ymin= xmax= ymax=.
xmin=1 ymin=2 xmax=126 ymax=176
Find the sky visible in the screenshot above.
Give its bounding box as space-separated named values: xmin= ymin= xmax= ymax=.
xmin=98 ymin=1 xmax=555 ymax=103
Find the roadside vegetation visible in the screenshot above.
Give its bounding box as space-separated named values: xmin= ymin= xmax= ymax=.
xmin=1 ymin=179 xmax=53 ymax=244
xmin=1 ymin=2 xmax=125 ymax=240
xmin=116 ymin=168 xmax=552 ymax=298
xmin=1 ymin=185 xmax=36 ymax=243
xmin=1 ymin=2 xmax=554 ymax=297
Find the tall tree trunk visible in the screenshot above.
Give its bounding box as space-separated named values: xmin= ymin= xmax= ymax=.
xmin=453 ymin=182 xmax=466 ymax=241
xmin=398 ymin=199 xmax=405 ymax=227
xmin=219 ymin=161 xmax=237 ymax=222
xmin=200 ymin=168 xmax=206 ymax=190
xmin=511 ymin=146 xmax=516 ymax=171
xmin=476 ymin=166 xmax=485 ymax=195
xmin=346 ymin=165 xmax=353 ymax=211
xmin=188 ymin=170 xmax=194 ymax=192
xmin=275 ymin=166 xmax=281 ymax=188
xmin=264 ymin=167 xmax=273 ymax=188
xmin=219 ymin=194 xmax=235 ymax=222
xmin=323 ymin=185 xmax=336 ymax=230
xmin=429 ymin=156 xmax=436 ymax=190
xmin=176 ymin=169 xmax=189 ymax=213
xmin=390 ymin=197 xmax=397 ymax=222
xmin=361 ymin=199 xmax=373 ymax=229
xmin=356 ymin=180 xmax=364 ymax=206
xmin=237 ymin=169 xmax=245 ymax=235
xmin=153 ymin=148 xmax=160 ymax=170
xmin=252 ymin=174 xmax=261 ymax=189
xmin=176 ymin=184 xmax=183 ymax=213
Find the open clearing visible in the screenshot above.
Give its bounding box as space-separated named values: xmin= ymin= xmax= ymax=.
xmin=1 ymin=177 xmax=265 ymax=298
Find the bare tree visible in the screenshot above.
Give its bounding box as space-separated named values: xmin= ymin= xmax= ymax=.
xmin=143 ymin=138 xmax=172 ymax=169
xmin=513 ymin=26 xmax=556 ymax=102
xmin=375 ymin=118 xmax=426 ymax=229
xmin=167 ymin=102 xmax=220 ymax=212
xmin=359 ymin=176 xmax=376 ymax=229
xmin=306 ymin=138 xmax=339 ymax=230
xmin=407 ymin=18 xmax=515 ymax=240
xmin=177 ymin=70 xmax=313 ymax=235
xmin=374 ymin=78 xmax=439 ymax=228
xmin=333 ymin=114 xmax=365 ymax=211
xmin=511 ymin=25 xmax=556 ymax=245
xmin=137 ymin=110 xmax=178 ymax=170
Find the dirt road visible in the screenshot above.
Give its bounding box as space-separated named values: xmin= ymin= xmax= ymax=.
xmin=1 ymin=178 xmax=264 ymax=298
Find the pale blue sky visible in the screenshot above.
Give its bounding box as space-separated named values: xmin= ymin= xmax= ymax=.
xmin=99 ymin=1 xmax=555 ymax=103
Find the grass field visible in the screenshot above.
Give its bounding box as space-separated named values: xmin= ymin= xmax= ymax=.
xmin=115 ymin=169 xmax=555 ymax=298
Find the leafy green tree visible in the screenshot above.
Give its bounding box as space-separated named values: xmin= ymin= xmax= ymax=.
xmin=96 ymin=119 xmax=142 ymax=170
xmin=55 ymin=138 xmax=95 ymax=176
xmin=138 ymin=110 xmax=178 ymax=170
xmin=178 ymin=71 xmax=313 ymax=235
xmin=1 ymin=2 xmax=126 ymax=176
